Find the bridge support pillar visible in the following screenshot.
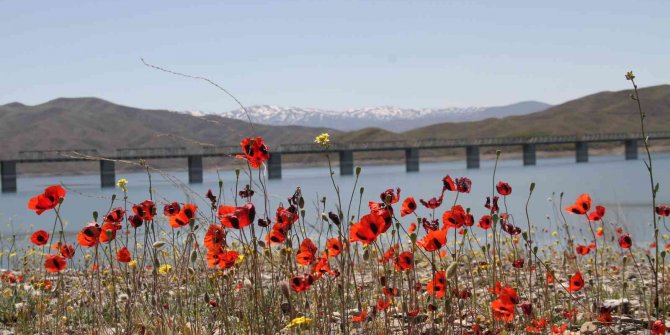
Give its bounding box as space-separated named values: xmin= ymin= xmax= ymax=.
xmin=466 ymin=145 xmax=480 ymax=169
xmin=339 ymin=150 xmax=354 ymax=175
xmin=268 ymin=153 xmax=282 ymax=179
xmin=100 ymin=160 xmax=115 ymax=188
xmin=188 ymin=155 xmax=203 ymax=184
xmin=522 ymin=144 xmax=536 ymax=166
xmin=405 ymin=148 xmax=419 ymax=172
xmin=1 ymin=161 xmax=17 ymax=193
xmin=625 ymin=139 xmax=638 ymax=160
xmin=575 ymin=142 xmax=588 ymax=163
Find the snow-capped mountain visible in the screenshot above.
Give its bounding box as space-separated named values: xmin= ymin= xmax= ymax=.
xmin=212 ymin=101 xmax=551 ymax=132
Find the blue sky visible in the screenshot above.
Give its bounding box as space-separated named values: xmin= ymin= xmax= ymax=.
xmin=1 ymin=1 xmax=668 ymax=112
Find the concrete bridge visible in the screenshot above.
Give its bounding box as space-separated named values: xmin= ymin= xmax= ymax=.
xmin=2 ymin=132 xmax=669 ymax=193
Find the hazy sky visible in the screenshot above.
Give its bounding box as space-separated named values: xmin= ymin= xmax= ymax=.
xmin=1 ymin=1 xmax=668 ymax=113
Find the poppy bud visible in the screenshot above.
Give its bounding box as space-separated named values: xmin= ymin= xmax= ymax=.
xmin=328 ymin=212 xmax=340 ymax=226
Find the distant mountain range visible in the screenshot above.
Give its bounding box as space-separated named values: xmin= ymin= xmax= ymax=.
xmin=1 ymin=85 xmax=668 ymax=166
xmin=218 ymin=101 xmax=552 ymax=131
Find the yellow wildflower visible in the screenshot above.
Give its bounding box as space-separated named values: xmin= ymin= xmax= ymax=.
xmin=116 ymin=178 xmax=128 ymax=192
xmin=284 ymin=316 xmax=313 ymax=329
xmin=235 ymin=254 xmax=245 ymax=265
xmin=314 ymin=133 xmax=330 ymax=147
xmin=128 ymin=260 xmax=137 ymax=267
xmin=158 ymin=264 xmax=173 ymax=274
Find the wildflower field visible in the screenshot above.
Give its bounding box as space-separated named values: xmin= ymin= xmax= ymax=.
xmin=1 ymin=74 xmax=669 ymax=335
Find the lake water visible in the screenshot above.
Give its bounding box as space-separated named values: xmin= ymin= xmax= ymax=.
xmin=1 ymin=154 xmax=669 ymax=249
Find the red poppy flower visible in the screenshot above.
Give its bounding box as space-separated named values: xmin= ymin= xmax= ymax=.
xmin=496 ymin=181 xmax=512 ymax=196
xmin=104 ymin=207 xmax=125 ymax=223
xmin=382 ymin=287 xmax=399 ymax=297
xmin=587 ymin=205 xmax=606 ymax=221
xmin=394 ymin=251 xmax=413 ymax=271
xmin=418 ymin=229 xmax=447 ymax=252
xmin=163 ymin=202 xmax=181 ymax=216
xmin=491 ymin=299 xmax=515 ymax=322
xmin=99 ymin=222 xmax=120 ymax=243
xmin=289 ymin=274 xmax=314 ymax=292
xmin=31 ymin=230 xmax=49 ymax=246
xmin=568 ymin=271 xmax=584 ymax=292
xmin=379 ymin=245 xmax=396 ymax=264
xmin=204 ymin=224 xmax=226 ymax=250
xmin=311 ymin=255 xmax=336 ymax=279
xmin=420 ymin=193 xmax=444 ymax=209
xmin=325 ymin=238 xmax=342 ymax=257
xmin=546 ymin=271 xmax=554 ymax=285
xmin=401 ymin=197 xmax=417 ymax=217
xmin=218 ymin=203 xmax=255 ymax=229
xmin=380 ymin=188 xmax=400 ymax=205
xmin=276 ymin=205 xmax=299 ymax=228
xmin=128 ymin=215 xmax=143 ymax=228
xmin=478 ymin=215 xmax=492 ymax=230
xmin=575 ymin=245 xmax=591 ymax=255
xmin=265 ymin=224 xmax=288 ymax=244
xmin=564 ymin=193 xmax=592 ymax=215
xmin=169 ymin=203 xmax=197 ymax=228
xmin=376 ymin=298 xmax=391 ymax=311
xmin=296 ymin=239 xmax=317 ymax=265
xmin=132 ymin=200 xmax=156 ymax=221
xmin=651 ymin=320 xmax=667 ymax=335
xmin=656 ymin=205 xmax=670 ymax=217
xmin=512 ymin=258 xmax=524 ymax=269
xmin=236 ymin=137 xmax=270 ymax=169
xmin=442 ymin=175 xmax=456 ymax=191
xmin=28 ymin=185 xmax=66 ymax=215
xmin=455 ymin=177 xmax=472 ymax=193
xmin=206 ymin=247 xmax=238 ymax=269
xmin=44 ymin=254 xmax=67 ymax=273
xmin=77 ymin=223 xmax=101 ymax=247
xmin=442 ymin=205 xmax=467 ymax=229
xmin=59 ymin=244 xmax=75 ymax=259
xmin=551 ymin=324 xmax=568 ymax=334
xmin=597 ymin=308 xmax=613 ymax=325
xmin=350 ymin=213 xmax=387 ymax=244
xmin=351 ymin=310 xmax=368 ymax=323
xmin=116 ymin=247 xmax=131 ymax=263
xmin=618 ymin=235 xmax=632 ymax=249
xmin=426 ymin=271 xmax=447 ymax=298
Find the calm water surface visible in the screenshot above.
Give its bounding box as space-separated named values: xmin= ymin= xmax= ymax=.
xmin=1 ymin=154 xmax=669 ymax=249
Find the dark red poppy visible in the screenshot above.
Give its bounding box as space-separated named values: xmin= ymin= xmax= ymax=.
xmin=104 ymin=207 xmax=125 ymax=223
xmin=132 ymin=200 xmax=156 ymax=221
xmin=656 ymin=205 xmax=670 ymax=217
xmin=618 ymin=235 xmax=632 ymax=249
xmin=420 ymin=194 xmax=444 ymax=209
xmin=116 ymin=247 xmax=131 ymax=263
xmin=289 ymin=274 xmax=314 ymax=292
xmin=512 ymin=258 xmax=524 ymax=269
xmin=77 ymin=223 xmax=101 ymax=247
xmin=496 ymin=181 xmax=512 ymax=196
xmin=567 ymin=271 xmax=584 ymax=292
xmin=382 ymin=287 xmax=399 ymax=297
xmin=128 ymin=215 xmax=143 ymax=228
xmin=325 ymin=238 xmax=342 ymax=257
xmin=380 ymin=187 xmax=401 ymax=205
xmin=31 ymin=230 xmax=49 ymax=246
xmin=455 ymin=177 xmax=472 ymax=193
xmin=203 ymin=224 xmax=226 ymax=250
xmin=418 ymin=229 xmax=447 ymax=252
xmin=163 ymin=202 xmax=181 ymax=216
xmin=478 ymin=215 xmax=492 ymax=230
xmin=575 ymin=245 xmax=590 ymax=255
xmin=394 ymin=251 xmax=413 ymax=271
xmin=205 ymin=189 xmax=217 ymax=205
xmin=501 ymin=221 xmax=521 ymax=235
xmin=485 ymin=196 xmax=499 ymax=213
xmin=28 ymin=185 xmax=66 ymax=215
xmin=236 ymin=137 xmax=270 ymax=169
xmin=169 ymin=203 xmax=197 ymax=228
xmin=564 ymin=193 xmax=592 ymax=215
xmin=44 ymin=254 xmax=66 ymax=273
xmin=401 ymin=197 xmax=417 ymax=217
xmin=443 ymin=175 xmax=456 ymax=191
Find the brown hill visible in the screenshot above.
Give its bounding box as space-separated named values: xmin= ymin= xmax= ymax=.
xmin=404 ymin=85 xmax=670 ymax=139
xmin=0 ymin=97 xmax=338 ymax=160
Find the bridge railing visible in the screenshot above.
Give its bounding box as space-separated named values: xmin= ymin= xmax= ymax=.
xmin=116 ymin=147 xmax=187 ymax=158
